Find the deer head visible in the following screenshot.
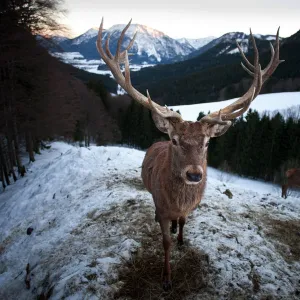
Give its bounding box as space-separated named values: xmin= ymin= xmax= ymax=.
xmin=96 ymin=19 xmax=283 ymax=185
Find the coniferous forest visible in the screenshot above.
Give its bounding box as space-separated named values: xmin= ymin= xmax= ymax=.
xmin=117 ymin=103 xmax=300 ymax=184
xmin=0 ymin=0 xmax=120 ymax=189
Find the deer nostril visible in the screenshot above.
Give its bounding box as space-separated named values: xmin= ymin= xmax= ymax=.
xmin=186 ymin=172 xmax=202 ymax=182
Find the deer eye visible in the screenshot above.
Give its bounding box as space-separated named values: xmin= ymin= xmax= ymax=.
xmin=171 ymin=138 xmax=177 ymax=146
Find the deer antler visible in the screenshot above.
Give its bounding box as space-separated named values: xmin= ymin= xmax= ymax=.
xmin=96 ymin=18 xmax=182 ymax=121
xmin=200 ymin=28 xmax=283 ymax=125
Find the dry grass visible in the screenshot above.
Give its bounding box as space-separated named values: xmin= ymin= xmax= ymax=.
xmin=264 ymin=218 xmax=300 ymax=262
xmin=115 ymin=238 xmax=210 ymax=300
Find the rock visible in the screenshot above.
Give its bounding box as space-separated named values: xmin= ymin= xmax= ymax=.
xmin=223 ymin=189 xmax=233 ymax=199
xmin=27 ymin=227 xmax=34 ymax=235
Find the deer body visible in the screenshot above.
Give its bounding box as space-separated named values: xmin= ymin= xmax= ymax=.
xmin=142 ymin=141 xmax=207 ymax=221
xmin=282 ymin=168 xmax=300 ymax=198
xmin=96 ymin=18 xmax=282 ymax=290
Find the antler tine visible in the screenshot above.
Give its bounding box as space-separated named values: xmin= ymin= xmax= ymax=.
xmin=261 ymin=27 xmax=284 ymax=82
xmin=237 ymin=29 xmax=260 ymax=77
xmin=96 ymin=18 xmax=182 ymax=121
xmin=237 ymin=41 xmax=255 ymax=72
xmin=119 ymin=31 xmax=138 ymax=62
xmin=238 ymin=27 xmax=284 ymax=84
xmin=96 ymin=18 xmax=107 ymax=61
xmin=105 ymin=33 xmax=113 ymax=59
xmin=115 ymin=19 xmax=132 ymax=62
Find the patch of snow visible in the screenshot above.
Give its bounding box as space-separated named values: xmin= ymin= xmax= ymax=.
xmin=0 ymin=142 xmax=299 ymax=299
xmin=170 ymin=92 xmax=300 ymax=121
xmin=217 ymin=45 xmax=231 ymax=56
xmin=177 ymin=37 xmax=216 ymax=49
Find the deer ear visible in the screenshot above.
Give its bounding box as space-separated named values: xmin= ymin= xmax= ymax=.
xmin=151 ymin=111 xmax=176 ymax=134
xmin=207 ymin=123 xmax=232 ymax=138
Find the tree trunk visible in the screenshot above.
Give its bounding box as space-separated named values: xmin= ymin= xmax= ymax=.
xmin=12 ymin=116 xmax=25 ymax=176
xmin=26 ymin=131 xmax=35 ymax=162
xmin=0 ymin=160 xmax=5 ymax=190
xmin=0 ymin=138 xmax=10 ymax=186
xmin=33 ymin=138 xmax=41 ymax=154
xmin=6 ymin=133 xmax=17 ymax=181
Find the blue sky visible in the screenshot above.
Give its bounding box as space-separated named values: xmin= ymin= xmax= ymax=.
xmin=62 ymin=0 xmax=300 ymax=38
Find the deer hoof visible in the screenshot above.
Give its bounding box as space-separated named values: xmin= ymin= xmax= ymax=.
xmin=162 ymin=280 xmax=172 ymax=291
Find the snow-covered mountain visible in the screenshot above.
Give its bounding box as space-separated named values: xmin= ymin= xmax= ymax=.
xmin=55 ymin=24 xmax=196 ymax=64
xmin=189 ymin=32 xmax=279 ymax=58
xmin=177 ymin=36 xmax=215 ymax=50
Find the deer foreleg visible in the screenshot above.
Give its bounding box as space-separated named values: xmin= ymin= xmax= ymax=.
xmin=160 ymin=219 xmax=172 ymax=291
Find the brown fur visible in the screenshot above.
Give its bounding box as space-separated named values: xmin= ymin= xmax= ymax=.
xmin=282 ymin=168 xmax=300 ymax=198
xmin=142 ymin=141 xmax=206 ymax=220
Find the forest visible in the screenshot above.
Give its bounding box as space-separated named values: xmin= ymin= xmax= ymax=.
xmin=0 ymin=0 xmax=120 ymax=189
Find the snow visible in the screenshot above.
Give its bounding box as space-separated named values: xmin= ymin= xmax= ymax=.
xmin=177 ymin=37 xmax=216 ymax=50
xmin=71 ymin=28 xmax=98 ymax=45
xmin=170 ymin=92 xmax=300 ymax=121
xmin=0 ymin=140 xmax=300 ymax=299
xmin=50 ymin=51 xmax=155 ymax=77
xmin=107 ymin=24 xmax=194 ymax=62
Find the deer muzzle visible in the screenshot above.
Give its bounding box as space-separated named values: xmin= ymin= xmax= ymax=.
xmin=183 ymin=165 xmax=203 ymax=185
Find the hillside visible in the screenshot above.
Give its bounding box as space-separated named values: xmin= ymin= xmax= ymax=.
xmin=0 ymin=142 xmax=299 ymax=299
xmin=27 ymin=44 xmax=121 ymax=143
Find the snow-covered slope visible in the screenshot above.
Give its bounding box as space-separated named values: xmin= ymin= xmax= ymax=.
xmin=189 ymin=32 xmax=279 ymax=58
xmin=71 ymin=28 xmax=98 ymax=45
xmin=177 ymin=36 xmax=215 ymax=50
xmin=170 ymin=92 xmax=300 ymax=121
xmin=0 ymin=142 xmax=299 ymax=299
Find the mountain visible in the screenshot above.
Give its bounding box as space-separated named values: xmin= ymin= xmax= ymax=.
xmin=36 ymin=35 xmax=64 ymax=52
xmin=128 ymin=29 xmax=300 ymax=107
xmin=188 ymin=32 xmax=278 ymax=59
xmin=55 ymin=24 xmax=196 ymax=64
xmin=177 ymin=36 xmax=215 ymax=50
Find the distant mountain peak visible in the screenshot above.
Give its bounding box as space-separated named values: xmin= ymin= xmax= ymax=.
xmin=177 ymin=36 xmax=216 ymax=50
xmin=108 ymin=24 xmax=165 ymax=38
xmin=71 ymin=28 xmax=99 ymax=45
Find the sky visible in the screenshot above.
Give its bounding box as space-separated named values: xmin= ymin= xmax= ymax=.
xmin=61 ymin=0 xmax=300 ymax=39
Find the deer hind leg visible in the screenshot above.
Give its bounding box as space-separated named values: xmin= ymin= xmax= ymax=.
xmin=159 ymin=218 xmax=172 ymax=291
xmin=177 ymin=216 xmax=186 ymax=246
xmin=170 ymin=219 xmax=177 ymax=234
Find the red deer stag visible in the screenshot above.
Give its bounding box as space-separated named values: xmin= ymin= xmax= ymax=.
xmin=96 ymin=19 xmax=283 ymax=290
xmin=282 ymin=168 xmax=300 ymax=198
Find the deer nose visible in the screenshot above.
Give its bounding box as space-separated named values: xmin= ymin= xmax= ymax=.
xmin=186 ymin=171 xmax=202 ymax=182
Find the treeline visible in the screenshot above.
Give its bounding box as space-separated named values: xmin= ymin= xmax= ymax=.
xmin=119 ymin=101 xmax=166 ymax=148
xmin=207 ymin=108 xmax=300 ymax=183
xmin=0 ymin=0 xmax=120 ymax=190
